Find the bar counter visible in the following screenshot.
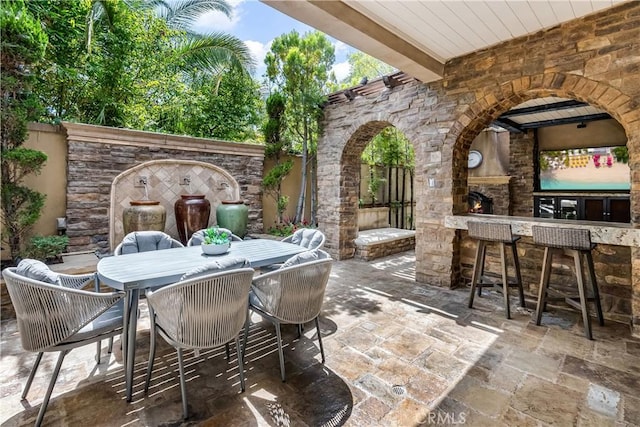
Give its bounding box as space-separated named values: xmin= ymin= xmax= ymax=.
xmin=444 ymin=214 xmax=640 ymax=247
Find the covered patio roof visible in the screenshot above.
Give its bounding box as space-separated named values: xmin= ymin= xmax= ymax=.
xmin=263 ymin=0 xmax=627 ymax=83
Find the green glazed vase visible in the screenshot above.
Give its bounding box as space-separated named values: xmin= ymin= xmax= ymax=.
xmin=216 ymin=200 xmax=248 ymax=238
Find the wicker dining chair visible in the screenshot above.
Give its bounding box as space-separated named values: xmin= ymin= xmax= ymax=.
xmin=114 ymin=230 xmax=183 ymax=255
xmin=2 ymin=263 xmax=124 ymax=427
xmin=244 ymin=256 xmax=333 ymax=382
xmin=261 ymin=229 xmax=327 ymax=272
xmin=144 ymin=267 xmax=255 ymax=420
xmin=281 ymin=228 xmax=326 ymax=250
xmin=186 ymin=227 xmax=242 ymax=246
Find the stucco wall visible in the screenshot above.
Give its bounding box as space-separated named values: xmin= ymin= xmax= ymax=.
xmin=1 ymin=123 xmax=67 ymax=261
xmin=316 ymin=2 xmax=640 ymax=334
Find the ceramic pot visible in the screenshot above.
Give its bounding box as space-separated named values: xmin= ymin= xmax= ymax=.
xmin=201 ymin=241 xmax=230 ymax=255
xmin=175 ymin=194 xmax=211 ymax=245
xmin=123 ymin=200 xmax=166 ymax=235
xmin=216 ymin=200 xmax=248 ymax=238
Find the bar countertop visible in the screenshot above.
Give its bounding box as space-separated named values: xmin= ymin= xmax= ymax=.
xmin=444 ymin=214 xmax=640 ymax=247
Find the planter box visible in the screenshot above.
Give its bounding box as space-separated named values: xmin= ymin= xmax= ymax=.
xmin=358 ymin=207 xmax=390 ymax=231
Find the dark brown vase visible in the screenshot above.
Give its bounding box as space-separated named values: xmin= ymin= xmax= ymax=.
xmin=175 ymin=195 xmax=211 ymax=244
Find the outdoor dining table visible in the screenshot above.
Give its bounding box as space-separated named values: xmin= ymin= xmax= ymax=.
xmin=96 ymin=238 xmax=308 ymax=402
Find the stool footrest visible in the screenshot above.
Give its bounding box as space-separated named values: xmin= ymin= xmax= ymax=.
xmin=477 ymin=276 xmax=520 ymax=288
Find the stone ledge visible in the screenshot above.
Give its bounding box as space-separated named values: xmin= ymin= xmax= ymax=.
xmin=445 ymin=214 xmax=640 ymax=247
xmin=355 ymin=228 xmax=416 ymax=261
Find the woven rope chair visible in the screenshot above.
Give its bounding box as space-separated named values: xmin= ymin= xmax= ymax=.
xmin=186 ymin=227 xmax=242 ymax=246
xmin=144 ymin=268 xmax=254 ymax=420
xmin=245 ymin=257 xmax=333 ymax=381
xmin=114 ymin=231 xmax=183 ymax=255
xmin=262 ymin=229 xmax=326 ymax=272
xmin=281 ymin=228 xmax=326 ymax=250
xmin=2 ymin=268 xmax=124 ymax=427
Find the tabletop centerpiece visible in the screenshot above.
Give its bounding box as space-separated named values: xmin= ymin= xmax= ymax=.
xmin=201 ymin=227 xmax=231 ymax=255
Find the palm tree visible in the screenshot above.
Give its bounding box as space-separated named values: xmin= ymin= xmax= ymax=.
xmin=88 ymin=0 xmax=255 ymax=76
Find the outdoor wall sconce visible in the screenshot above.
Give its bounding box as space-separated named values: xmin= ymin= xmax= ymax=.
xmin=56 ymin=217 xmax=67 ymax=235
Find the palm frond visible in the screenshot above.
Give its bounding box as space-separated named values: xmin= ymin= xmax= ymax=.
xmin=173 ymin=33 xmax=256 ymax=76
xmin=85 ymin=0 xmax=117 ymax=54
xmin=154 ymin=0 xmax=232 ymax=30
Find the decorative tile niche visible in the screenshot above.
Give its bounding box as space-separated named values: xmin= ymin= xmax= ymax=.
xmin=110 ymin=160 xmax=239 ymax=250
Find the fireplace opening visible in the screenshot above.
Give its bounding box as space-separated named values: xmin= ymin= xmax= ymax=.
xmin=468 ymin=191 xmax=493 ymax=214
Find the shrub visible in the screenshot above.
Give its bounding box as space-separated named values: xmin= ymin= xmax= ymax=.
xmin=23 ymin=235 xmax=69 ymax=263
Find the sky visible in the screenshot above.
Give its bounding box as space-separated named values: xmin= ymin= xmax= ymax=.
xmin=190 ymin=0 xmax=355 ymax=81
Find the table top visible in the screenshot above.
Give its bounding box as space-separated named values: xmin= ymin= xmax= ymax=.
xmin=97 ymin=239 xmax=307 ymax=290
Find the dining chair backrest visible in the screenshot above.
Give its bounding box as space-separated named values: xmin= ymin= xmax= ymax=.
xmin=146 ymin=268 xmax=254 ymax=349
xmin=281 ymin=228 xmax=325 ymax=250
xmin=179 ymin=257 xmax=250 ymax=281
xmin=114 ymin=231 xmax=183 ymax=255
xmin=187 ymin=228 xmax=242 ymax=246
xmin=2 ymin=267 xmax=124 ymax=352
xmin=280 ymin=249 xmax=331 ymax=268
xmin=251 ymin=258 xmax=333 ymax=324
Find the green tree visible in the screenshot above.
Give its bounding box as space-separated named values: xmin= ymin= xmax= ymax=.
xmin=262 ymin=93 xmax=293 ymax=223
xmin=83 ymin=0 xmax=254 ymax=74
xmin=1 ymin=0 xmax=49 ymax=259
xmin=340 ymin=51 xmax=394 ymax=89
xmin=170 ymin=69 xmax=264 ymax=140
xmin=29 ymin=0 xmax=257 ymax=131
xmin=265 ymin=31 xmax=336 ymax=224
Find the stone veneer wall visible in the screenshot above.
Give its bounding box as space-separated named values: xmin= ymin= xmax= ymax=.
xmin=63 ymin=123 xmax=264 ymax=252
xmin=316 ymin=3 xmax=640 ymax=335
xmin=509 ymin=131 xmax=536 ymax=217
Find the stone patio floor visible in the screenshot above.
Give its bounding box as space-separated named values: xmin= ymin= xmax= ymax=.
xmin=1 ymin=250 xmax=640 ymax=426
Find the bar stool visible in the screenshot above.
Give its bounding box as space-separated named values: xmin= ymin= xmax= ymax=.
xmin=467 ymin=221 xmax=525 ymax=319
xmin=531 ymin=226 xmax=604 ymax=340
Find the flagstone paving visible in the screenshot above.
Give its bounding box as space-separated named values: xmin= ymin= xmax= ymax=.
xmin=1 ymin=251 xmax=639 ymax=426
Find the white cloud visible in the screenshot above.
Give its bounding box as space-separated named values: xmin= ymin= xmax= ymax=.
xmin=333 ymin=40 xmax=350 ymax=56
xmin=245 ymin=39 xmax=271 ymax=75
xmin=332 ymin=61 xmax=351 ymax=82
xmin=190 ymin=0 xmax=244 ymax=34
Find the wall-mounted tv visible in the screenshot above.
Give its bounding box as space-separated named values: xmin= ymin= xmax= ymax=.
xmin=539 ymin=146 xmax=630 ymax=191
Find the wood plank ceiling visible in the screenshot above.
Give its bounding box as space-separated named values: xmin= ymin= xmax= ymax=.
xmin=263 ymin=1 xmax=622 ymax=130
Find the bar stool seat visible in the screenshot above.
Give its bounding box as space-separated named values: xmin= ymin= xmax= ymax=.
xmin=467 ymin=221 xmax=525 ymax=319
xmin=531 ymin=226 xmax=604 ymax=340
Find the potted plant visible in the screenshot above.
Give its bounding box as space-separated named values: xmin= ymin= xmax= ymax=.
xmin=201 ymin=227 xmax=231 ymax=255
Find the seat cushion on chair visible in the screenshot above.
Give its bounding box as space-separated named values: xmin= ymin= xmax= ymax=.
xmin=120 ymin=231 xmax=178 ymax=255
xmin=290 ymin=229 xmax=324 ymax=249
xmin=64 ymin=300 xmax=124 ymax=344
xmin=281 ymin=249 xmax=330 ymax=268
xmin=180 ymin=257 xmax=250 ymax=281
xmin=16 ymin=259 xmax=60 ymax=285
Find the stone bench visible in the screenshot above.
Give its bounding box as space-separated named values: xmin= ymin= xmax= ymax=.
xmin=354 ymin=228 xmax=416 ymax=261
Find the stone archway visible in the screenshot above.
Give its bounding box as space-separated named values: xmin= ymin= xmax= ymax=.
xmin=445 ymin=73 xmax=640 ymax=335
xmin=317 ymin=112 xmax=424 ymax=260
xmin=449 ymin=74 xmax=637 ymax=220
xmin=318 ymin=4 xmax=639 ymax=335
